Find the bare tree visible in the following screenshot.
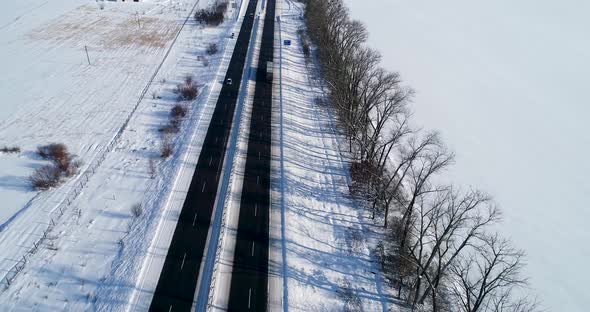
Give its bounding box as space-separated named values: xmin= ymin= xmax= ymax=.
xmin=400 ymin=136 xmax=455 ymax=242
xmin=449 ymin=234 xmax=535 ymax=312
xmin=490 ymin=296 xmax=539 ymax=312
xmin=356 ymin=70 xmax=412 ymax=164
xmin=379 ymin=131 xmax=439 ymax=228
xmin=405 ymin=188 xmax=500 ymax=308
xmin=373 ymin=113 xmax=412 ymax=174
xmin=331 ymin=47 xmax=381 ymax=151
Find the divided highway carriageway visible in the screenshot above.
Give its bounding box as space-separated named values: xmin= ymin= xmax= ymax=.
xmin=149 ymin=0 xmax=262 ymax=310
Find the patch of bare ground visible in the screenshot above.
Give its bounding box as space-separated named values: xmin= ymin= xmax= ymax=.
xmin=28 ymin=4 xmax=178 ymax=49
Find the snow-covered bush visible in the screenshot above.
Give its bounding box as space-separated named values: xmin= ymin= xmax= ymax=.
xmin=0 ymin=146 xmax=20 ymax=153
xmin=159 ymin=103 xmax=188 ymax=135
xmin=297 ymin=29 xmax=311 ymax=59
xmin=176 ymin=76 xmax=198 ymax=101
xmin=194 ymin=2 xmax=228 ymax=26
xmin=206 ymin=43 xmax=218 ymax=55
xmin=37 ymin=143 xmax=80 ymax=175
xmin=30 ymin=165 xmax=62 ymax=190
xmin=37 ymin=143 xmax=67 ymax=160
xmin=160 ymin=137 xmax=173 ymax=158
xmin=170 ymin=104 xmax=188 ymax=119
xmin=31 ymin=143 xmax=81 ymax=190
xmin=131 ymin=203 xmax=142 ymax=218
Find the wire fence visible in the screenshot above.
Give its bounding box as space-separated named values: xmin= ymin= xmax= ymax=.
xmin=0 ymin=0 xmax=202 ymax=292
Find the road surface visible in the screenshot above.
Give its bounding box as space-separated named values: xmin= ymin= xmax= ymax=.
xmin=226 ymin=0 xmax=276 ymax=310
xmin=148 ymin=1 xmax=260 ymax=310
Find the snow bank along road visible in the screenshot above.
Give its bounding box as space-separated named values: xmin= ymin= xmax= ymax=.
xmin=148 ymin=0 xmax=261 ymax=311
xmin=226 ymin=0 xmax=275 ymax=310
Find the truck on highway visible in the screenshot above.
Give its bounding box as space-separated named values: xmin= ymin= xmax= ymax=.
xmin=266 ymin=61 xmax=273 ymax=81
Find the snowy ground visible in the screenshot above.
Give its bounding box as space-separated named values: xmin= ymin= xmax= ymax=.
xmin=0 ymin=0 xmax=195 ymax=282
xmin=0 ymin=0 xmax=190 ymax=215
xmin=346 ymin=0 xmax=590 ymax=311
xmin=0 ymin=0 xmax=243 ymax=309
xmin=264 ymin=1 xmax=396 ymax=310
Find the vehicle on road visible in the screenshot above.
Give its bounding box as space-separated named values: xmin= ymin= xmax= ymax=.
xmin=226 ymin=78 xmax=233 ymax=85
xmin=266 ymin=61 xmax=273 ymax=81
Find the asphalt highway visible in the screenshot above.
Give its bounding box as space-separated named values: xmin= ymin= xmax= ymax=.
xmin=226 ymin=0 xmax=276 ymax=310
xmin=148 ymin=1 xmax=260 ymax=310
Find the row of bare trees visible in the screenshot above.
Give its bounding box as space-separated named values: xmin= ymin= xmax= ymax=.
xmin=302 ymin=0 xmax=537 ymax=311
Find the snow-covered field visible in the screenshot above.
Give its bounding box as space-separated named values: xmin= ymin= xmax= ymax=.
xmin=5 ymin=0 xmax=582 ymax=310
xmin=1 ymin=0 xmax=188 ymax=215
xmin=0 ymin=0 xmax=242 ymax=309
xmin=0 ymin=0 xmax=193 ymax=280
xmin=346 ymin=0 xmax=590 ymax=311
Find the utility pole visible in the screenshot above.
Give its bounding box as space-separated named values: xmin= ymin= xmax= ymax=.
xmin=84 ymin=45 xmax=91 ymax=65
xmin=136 ymin=12 xmax=141 ymax=28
